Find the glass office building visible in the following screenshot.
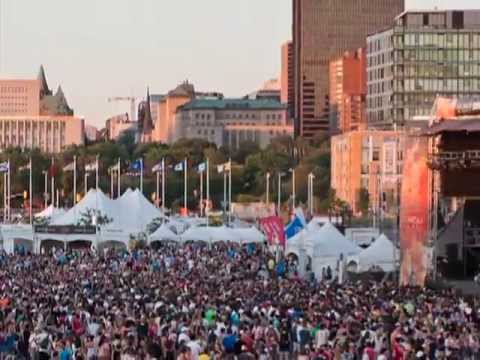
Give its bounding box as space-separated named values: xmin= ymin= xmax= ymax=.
xmin=367 ymin=10 xmax=480 ymax=128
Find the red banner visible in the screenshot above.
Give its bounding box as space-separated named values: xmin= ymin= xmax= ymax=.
xmin=259 ymin=216 xmax=285 ymax=248
xmin=400 ymin=136 xmax=430 ymax=287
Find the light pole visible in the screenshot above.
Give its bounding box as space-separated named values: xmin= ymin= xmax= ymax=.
xmin=308 ymin=173 xmax=315 ymax=215
xmin=266 ymin=172 xmax=270 ymax=207
xmin=290 ymin=168 xmax=296 ymax=211
xmin=277 ymin=172 xmax=285 ymax=215
xmin=42 ymin=170 xmax=48 ymax=209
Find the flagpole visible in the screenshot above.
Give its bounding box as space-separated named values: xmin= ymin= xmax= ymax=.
xmin=44 ymin=171 xmax=48 ymax=209
xmin=117 ymin=158 xmax=121 ymax=198
xmin=161 ymin=158 xmax=165 ymax=223
xmin=156 ymin=169 xmax=160 ymax=207
xmin=223 ymin=171 xmax=226 ymax=216
xmin=73 ymin=155 xmax=77 ymax=205
xmin=228 ymin=159 xmax=232 ymax=225
xmin=95 ymin=155 xmax=99 ymax=191
xmin=110 ymin=169 xmax=114 ymax=198
xmin=200 ymin=169 xmax=203 ymax=217
xmin=3 ymin=172 xmax=5 ymax=223
xmin=140 ymin=158 xmax=143 ymax=194
xmin=84 ymin=173 xmax=88 ymax=196
xmin=277 ymin=173 xmax=282 ymax=216
xmin=7 ymin=158 xmax=10 ymax=221
xmin=51 ymin=157 xmax=54 ymax=207
xmin=184 ymin=158 xmax=187 ymax=215
xmin=206 ymin=158 xmax=210 ymax=226
xmin=292 ymin=168 xmax=296 ymax=211
xmin=29 ymin=157 xmax=32 ymax=225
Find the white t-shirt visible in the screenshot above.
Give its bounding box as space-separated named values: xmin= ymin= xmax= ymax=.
xmin=187 ymin=340 xmax=202 ymax=360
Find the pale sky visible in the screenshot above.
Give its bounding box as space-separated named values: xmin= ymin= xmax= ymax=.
xmin=1 ymin=0 xmax=479 ymax=127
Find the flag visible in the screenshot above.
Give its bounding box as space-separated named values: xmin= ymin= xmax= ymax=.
xmin=285 ymin=208 xmax=307 ymax=240
xmin=85 ymin=162 xmax=97 ymax=172
xmin=63 ymin=162 xmax=75 ymax=172
xmin=259 ymin=216 xmax=285 ymax=248
xmin=197 ymin=162 xmax=206 ymax=173
xmin=217 ymin=161 xmax=231 ymax=173
xmin=174 ymin=162 xmax=184 ymax=172
xmin=0 ymin=161 xmax=9 ymax=173
xmin=19 ymin=163 xmax=31 ymax=171
xmin=108 ymin=163 xmax=120 ymax=173
xmin=152 ymin=162 xmax=163 ymax=173
xmin=129 ymin=159 xmax=143 ymax=172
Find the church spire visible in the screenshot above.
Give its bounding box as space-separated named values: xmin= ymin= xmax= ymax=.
xmin=143 ymin=87 xmax=153 ymax=133
xmin=38 ymin=65 xmax=52 ymax=98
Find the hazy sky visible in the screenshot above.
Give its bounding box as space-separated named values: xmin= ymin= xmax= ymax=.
xmin=1 ymin=0 xmax=479 ymax=127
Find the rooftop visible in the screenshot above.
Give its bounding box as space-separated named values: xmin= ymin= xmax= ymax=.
xmin=179 ymin=98 xmax=287 ymax=111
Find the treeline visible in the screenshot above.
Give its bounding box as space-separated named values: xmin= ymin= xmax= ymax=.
xmin=1 ymin=132 xmax=344 ymax=214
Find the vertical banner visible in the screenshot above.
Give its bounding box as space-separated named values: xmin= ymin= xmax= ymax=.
xmin=400 ymin=136 xmax=430 ymax=287
xmin=259 ymin=216 xmax=285 ymax=248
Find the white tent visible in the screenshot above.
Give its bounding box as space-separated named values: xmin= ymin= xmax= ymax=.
xmin=149 ymin=224 xmax=180 ymax=243
xmin=355 ymin=234 xmax=398 ymax=272
xmin=232 ymin=227 xmax=266 ymax=244
xmin=34 ymin=205 xmax=66 ymax=221
xmin=52 ymin=189 xmax=119 ymax=227
xmin=181 ymin=226 xmax=242 ymax=243
xmin=116 ymin=189 xmax=164 ymax=231
xmin=308 ymin=222 xmax=361 ymax=258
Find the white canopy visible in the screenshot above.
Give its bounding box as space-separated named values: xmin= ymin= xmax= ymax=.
xmin=356 ymin=234 xmax=398 ymax=272
xmin=181 ymin=226 xmax=242 ymax=243
xmin=34 ymin=205 xmax=66 ymax=221
xmin=231 ymin=227 xmax=266 ymax=244
xmin=116 ymin=189 xmax=165 ymax=231
xmin=149 ymin=224 xmax=180 ymax=243
xmin=307 ymin=222 xmax=361 ymax=258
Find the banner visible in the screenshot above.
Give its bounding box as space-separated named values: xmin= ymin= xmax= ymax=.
xmin=399 ymin=136 xmax=430 ymax=287
xmin=285 ymin=208 xmax=306 ymax=239
xmin=259 ymin=216 xmax=285 ymax=248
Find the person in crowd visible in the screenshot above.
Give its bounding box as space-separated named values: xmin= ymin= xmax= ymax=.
xmin=0 ymin=242 xmax=475 ymax=359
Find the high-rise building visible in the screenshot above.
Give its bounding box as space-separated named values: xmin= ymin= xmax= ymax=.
xmin=281 ymin=41 xmax=294 ymax=116
xmin=292 ymin=0 xmax=404 ymax=137
xmin=0 ymin=66 xmax=84 ymax=152
xmin=329 ymin=48 xmax=367 ymax=133
xmin=367 ymin=10 xmax=480 ymax=129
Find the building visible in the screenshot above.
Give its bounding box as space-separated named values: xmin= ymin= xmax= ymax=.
xmin=367 ymin=10 xmax=480 ymax=129
xmin=0 ymin=66 xmax=84 ymax=152
xmin=280 ymin=41 xmax=294 ymax=116
xmin=105 ymin=113 xmax=137 ymax=141
xmin=329 ymin=49 xmax=367 ymax=133
xmin=247 ymin=79 xmax=281 ymax=102
xmin=84 ymin=124 xmax=100 ymax=143
xmin=137 ymin=81 xmax=225 ymax=144
xmin=293 ymin=0 xmax=404 ymax=137
xmin=331 ymin=129 xmax=404 ymax=215
xmin=174 ymin=98 xmax=292 ymax=149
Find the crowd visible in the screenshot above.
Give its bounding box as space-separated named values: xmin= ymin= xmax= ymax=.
xmin=0 ymin=242 xmax=477 ymax=359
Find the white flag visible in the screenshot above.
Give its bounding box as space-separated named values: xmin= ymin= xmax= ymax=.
xmin=174 ymin=162 xmax=184 ymax=172
xmin=85 ymin=162 xmax=97 ymax=172
xmin=0 ymin=161 xmax=9 ymax=173
xmin=152 ymin=162 xmax=164 ymax=173
xmin=63 ymin=162 xmax=75 ymax=172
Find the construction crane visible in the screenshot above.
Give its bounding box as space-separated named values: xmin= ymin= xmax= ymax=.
xmin=107 ymin=97 xmax=137 ymax=122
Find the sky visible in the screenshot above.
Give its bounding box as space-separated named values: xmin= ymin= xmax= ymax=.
xmin=0 ymin=0 xmax=479 ymax=127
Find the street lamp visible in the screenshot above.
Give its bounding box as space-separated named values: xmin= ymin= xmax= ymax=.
xmin=308 ymin=172 xmax=316 ymax=215
xmin=266 ymin=172 xmax=270 ymax=207
xmin=277 ymin=172 xmax=285 ymax=215
xmin=42 ymin=170 xmax=48 ymax=209
xmin=289 ymin=168 xmax=296 ymax=210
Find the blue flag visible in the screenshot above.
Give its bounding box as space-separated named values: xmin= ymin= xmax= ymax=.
xmin=130 ymin=159 xmax=143 ymax=172
xmin=284 ymin=208 xmax=306 ymax=239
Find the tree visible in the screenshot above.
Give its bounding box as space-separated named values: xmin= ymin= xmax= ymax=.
xmin=357 ymin=188 xmax=370 ymax=216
